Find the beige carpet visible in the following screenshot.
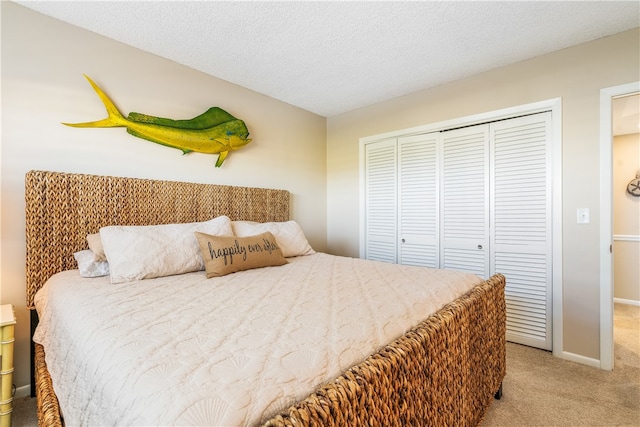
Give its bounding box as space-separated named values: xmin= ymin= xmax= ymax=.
xmin=10 ymin=305 xmax=639 ymax=426
xmin=483 ymin=303 xmax=640 ymax=426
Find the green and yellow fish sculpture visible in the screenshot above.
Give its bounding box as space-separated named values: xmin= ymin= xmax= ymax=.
xmin=63 ymin=75 xmax=252 ymax=167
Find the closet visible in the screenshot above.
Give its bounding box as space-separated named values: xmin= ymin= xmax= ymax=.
xmin=362 ymin=112 xmax=553 ymax=350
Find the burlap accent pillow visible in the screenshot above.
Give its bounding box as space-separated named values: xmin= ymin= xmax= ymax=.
xmin=195 ymin=231 xmax=287 ymax=278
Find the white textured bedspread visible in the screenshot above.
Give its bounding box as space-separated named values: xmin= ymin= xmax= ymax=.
xmin=34 ymin=253 xmax=482 ymax=426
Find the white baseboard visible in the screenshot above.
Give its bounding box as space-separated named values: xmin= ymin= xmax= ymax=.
xmin=558 ymin=351 xmax=601 ymax=369
xmin=614 ymin=298 xmax=640 ymax=307
xmin=14 ymin=384 xmax=31 ymax=399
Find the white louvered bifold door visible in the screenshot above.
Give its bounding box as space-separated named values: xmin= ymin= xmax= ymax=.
xmin=364 ymin=138 xmax=397 ymax=263
xmin=490 ymin=112 xmax=553 ymax=350
xmin=361 ymin=111 xmax=554 ymax=351
xmin=398 ymin=133 xmax=439 ymax=267
xmin=440 ymin=126 xmax=490 ymax=278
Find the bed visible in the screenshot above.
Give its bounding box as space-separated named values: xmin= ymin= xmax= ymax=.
xmin=25 ymin=170 xmax=506 ymax=426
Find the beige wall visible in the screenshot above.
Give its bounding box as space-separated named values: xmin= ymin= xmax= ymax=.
xmin=613 ymin=133 xmax=640 ymax=302
xmin=1 ymin=3 xmax=326 ymax=392
xmin=326 ymin=29 xmax=640 ymax=360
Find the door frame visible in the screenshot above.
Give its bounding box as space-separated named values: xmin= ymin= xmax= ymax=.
xmin=599 ymin=81 xmax=640 ymax=370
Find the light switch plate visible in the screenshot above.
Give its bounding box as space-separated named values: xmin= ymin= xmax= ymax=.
xmin=577 ymin=208 xmax=590 ymax=224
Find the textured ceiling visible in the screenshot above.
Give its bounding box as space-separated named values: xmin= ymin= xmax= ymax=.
xmin=15 ymin=1 xmax=640 ymax=120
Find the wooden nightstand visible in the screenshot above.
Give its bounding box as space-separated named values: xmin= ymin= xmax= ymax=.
xmin=0 ymin=305 xmax=16 ymax=427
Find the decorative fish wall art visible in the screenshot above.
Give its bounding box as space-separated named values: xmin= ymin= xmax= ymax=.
xmin=63 ymin=75 xmax=252 ymax=167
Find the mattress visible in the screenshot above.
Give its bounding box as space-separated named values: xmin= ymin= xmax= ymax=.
xmin=33 ymin=252 xmax=482 ymax=426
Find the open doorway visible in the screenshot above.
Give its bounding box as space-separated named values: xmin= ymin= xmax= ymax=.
xmin=599 ymin=82 xmax=640 ymax=370
xmin=612 ymin=93 xmax=640 ymax=371
xmin=612 ymin=93 xmax=640 ymax=307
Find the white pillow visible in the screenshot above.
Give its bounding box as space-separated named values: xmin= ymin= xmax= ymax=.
xmin=74 ymin=250 xmax=110 ymax=278
xmin=231 ymin=220 xmax=315 ymax=257
xmin=100 ymin=216 xmax=233 ymax=284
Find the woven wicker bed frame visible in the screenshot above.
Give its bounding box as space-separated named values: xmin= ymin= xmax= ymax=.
xmin=25 ymin=170 xmax=506 ymax=426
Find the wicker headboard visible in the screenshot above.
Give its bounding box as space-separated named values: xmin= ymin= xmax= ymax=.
xmin=25 ymin=170 xmax=290 ymax=309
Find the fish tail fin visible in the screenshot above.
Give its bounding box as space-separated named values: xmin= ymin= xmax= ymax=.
xmin=62 ymin=75 xmax=127 ymax=128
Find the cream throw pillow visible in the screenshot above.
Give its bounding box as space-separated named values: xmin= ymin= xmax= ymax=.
xmin=195 ymin=231 xmax=287 ymax=278
xmin=231 ymin=220 xmax=315 ymax=257
xmin=86 ymin=233 xmax=107 ymax=262
xmin=74 ymin=250 xmax=110 ymax=278
xmin=100 ymin=216 xmax=233 ymax=284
